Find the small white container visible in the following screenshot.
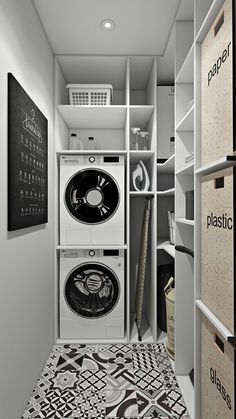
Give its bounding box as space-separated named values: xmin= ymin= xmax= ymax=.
xmin=69 ymin=133 xmax=84 ymax=150
xmin=86 ymin=136 xmax=96 ymax=150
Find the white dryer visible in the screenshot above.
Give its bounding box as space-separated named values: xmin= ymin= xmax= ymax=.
xmin=60 ymin=154 xmax=125 ymax=245
xmin=60 ymin=249 xmax=125 ymax=339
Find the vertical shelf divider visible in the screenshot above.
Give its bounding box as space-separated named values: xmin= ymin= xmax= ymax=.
xmin=194 ymin=40 xmax=201 ymax=419
xmin=150 ymin=58 xmax=157 ymax=341
xmin=126 ymin=57 xmax=130 ymax=340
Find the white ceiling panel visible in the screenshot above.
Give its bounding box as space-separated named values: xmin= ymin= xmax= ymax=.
xmin=33 ymin=0 xmax=180 ymax=55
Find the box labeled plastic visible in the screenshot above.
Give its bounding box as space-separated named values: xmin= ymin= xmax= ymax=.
xmin=201 ymin=314 xmax=235 ymax=419
xmin=201 ymin=0 xmax=234 ymax=166
xmin=201 ymin=166 xmax=236 ymax=334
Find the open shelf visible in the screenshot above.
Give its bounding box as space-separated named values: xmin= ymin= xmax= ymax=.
xmin=56 ymin=245 xmax=128 ymax=250
xmin=176 ymin=105 xmax=194 ymax=132
xmin=130 ymin=106 xmax=154 ymax=127
xmin=57 ymin=105 xmax=127 ymax=129
xmin=157 ymin=154 xmax=175 ymax=174
xmin=156 ymin=188 xmax=175 ymax=196
xmin=57 ymin=56 xmax=127 ymax=106
xmin=130 ymin=57 xmax=156 ymax=106
xmin=176 ymin=161 xmax=194 ymax=175
xmin=176 ymin=43 xmax=194 ymax=84
xmin=195 ymin=300 xmax=236 ymax=345
xmin=157 ymin=239 xmax=175 ymax=258
xmin=130 ymin=191 xmax=154 ymax=196
xmin=129 ymin=150 xmax=154 ymax=164
xmin=195 ymin=155 xmax=236 ymax=176
xmin=176 ymin=218 xmax=194 ymax=226
xmin=57 ymin=150 xmax=127 ymax=155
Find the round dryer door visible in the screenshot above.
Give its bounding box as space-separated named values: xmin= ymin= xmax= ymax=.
xmin=65 ymin=169 xmax=119 ymax=224
xmin=65 ymin=263 xmax=120 ymax=318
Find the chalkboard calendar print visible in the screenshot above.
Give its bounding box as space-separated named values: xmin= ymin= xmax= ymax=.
xmin=8 ymin=73 xmax=48 ymax=230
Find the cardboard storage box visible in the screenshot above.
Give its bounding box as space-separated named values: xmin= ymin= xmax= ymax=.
xmin=201 ymin=166 xmax=235 ymax=334
xmin=201 ymin=314 xmax=235 ymax=419
xmin=201 ymin=0 xmax=234 ymax=166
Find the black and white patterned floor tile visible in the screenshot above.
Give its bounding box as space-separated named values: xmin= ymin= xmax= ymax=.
xmin=164 ymin=388 xmax=189 ymax=418
xmin=82 ymin=352 xmax=108 ymax=369
xmin=136 ymin=388 xmax=188 ymax=418
xmin=107 ymin=366 xmax=135 ymax=390
xmin=22 ymin=387 xmax=46 ymax=418
xmin=76 ymin=390 xmax=106 ymax=418
xmin=45 ymin=352 xmax=59 ymax=371
xmin=22 ymin=343 xmax=189 ymax=419
xmin=36 ymin=367 xmax=55 ymax=396
xmin=162 ymin=370 xmax=179 ymax=391
xmin=56 ymin=352 xmax=84 ymax=370
xmin=132 ymin=343 xmax=154 ymax=353
xmin=106 ymin=390 xmax=139 ymax=417
xmin=155 ymin=354 xmax=172 ymax=373
xmin=134 ymin=368 xmax=164 ymax=391
xmin=78 ymin=369 xmax=107 ymax=391
xmin=52 ymin=343 xmax=97 ymax=355
xmin=107 ymin=352 xmax=133 ymax=368
xmin=49 ymin=370 xmax=80 ymax=391
xmin=136 ymin=388 xmax=174 ymax=418
xmin=108 ymin=344 xmax=133 ymax=354
xmin=132 ymin=351 xmax=160 ymax=371
xmin=39 ymin=388 xmax=79 ymax=418
xmin=152 ymin=343 xmax=166 ymax=354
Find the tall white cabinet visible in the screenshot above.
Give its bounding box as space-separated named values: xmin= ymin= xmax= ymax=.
xmin=54 ymin=56 xmax=158 ymax=344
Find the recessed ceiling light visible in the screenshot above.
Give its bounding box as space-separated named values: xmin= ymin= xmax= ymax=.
xmin=100 ymin=19 xmax=115 ymax=31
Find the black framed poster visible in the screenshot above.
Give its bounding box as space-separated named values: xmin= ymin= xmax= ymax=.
xmin=8 ymin=73 xmax=48 ymax=231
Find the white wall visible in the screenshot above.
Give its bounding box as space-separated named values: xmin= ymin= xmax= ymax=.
xmin=0 ymin=1 xmax=54 ymax=418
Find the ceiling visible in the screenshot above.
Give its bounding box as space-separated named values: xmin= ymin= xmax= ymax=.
xmin=33 ymin=0 xmax=183 ymax=56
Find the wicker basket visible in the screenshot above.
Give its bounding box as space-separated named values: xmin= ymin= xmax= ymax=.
xmin=67 ymin=84 xmax=113 ymax=106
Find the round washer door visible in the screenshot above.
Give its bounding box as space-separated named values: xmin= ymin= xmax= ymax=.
xmin=65 ymin=263 xmax=120 ymax=318
xmin=65 ymin=169 xmax=119 ymax=224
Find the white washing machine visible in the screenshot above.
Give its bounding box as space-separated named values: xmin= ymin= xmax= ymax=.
xmin=60 ymin=249 xmax=125 ymax=339
xmin=60 ymin=154 xmax=125 ymax=245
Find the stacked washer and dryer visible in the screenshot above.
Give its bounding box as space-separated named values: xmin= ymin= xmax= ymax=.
xmin=59 ymin=154 xmax=125 ymax=340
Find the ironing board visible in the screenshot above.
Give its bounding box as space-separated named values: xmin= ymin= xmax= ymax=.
xmin=135 ymin=197 xmax=152 ymax=341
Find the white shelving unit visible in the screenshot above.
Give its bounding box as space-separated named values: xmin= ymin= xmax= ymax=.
xmin=54 ymin=55 xmax=158 ymax=347
xmin=176 ymin=105 xmax=194 ymax=131
xmin=174 ymin=17 xmax=195 ymax=417
xmin=57 ymin=105 xmax=127 ymax=129
xmin=156 ymin=187 xmax=175 ymax=196
xmin=157 ymin=239 xmax=175 ymax=258
xmin=157 ymin=153 xmax=175 ymax=174
xmin=176 ymin=218 xmax=194 ymax=226
xmin=176 ymin=161 xmax=194 ymax=175
xmin=129 ymin=191 xmax=154 ymax=196
xmin=56 ymin=245 xmax=128 ymax=250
